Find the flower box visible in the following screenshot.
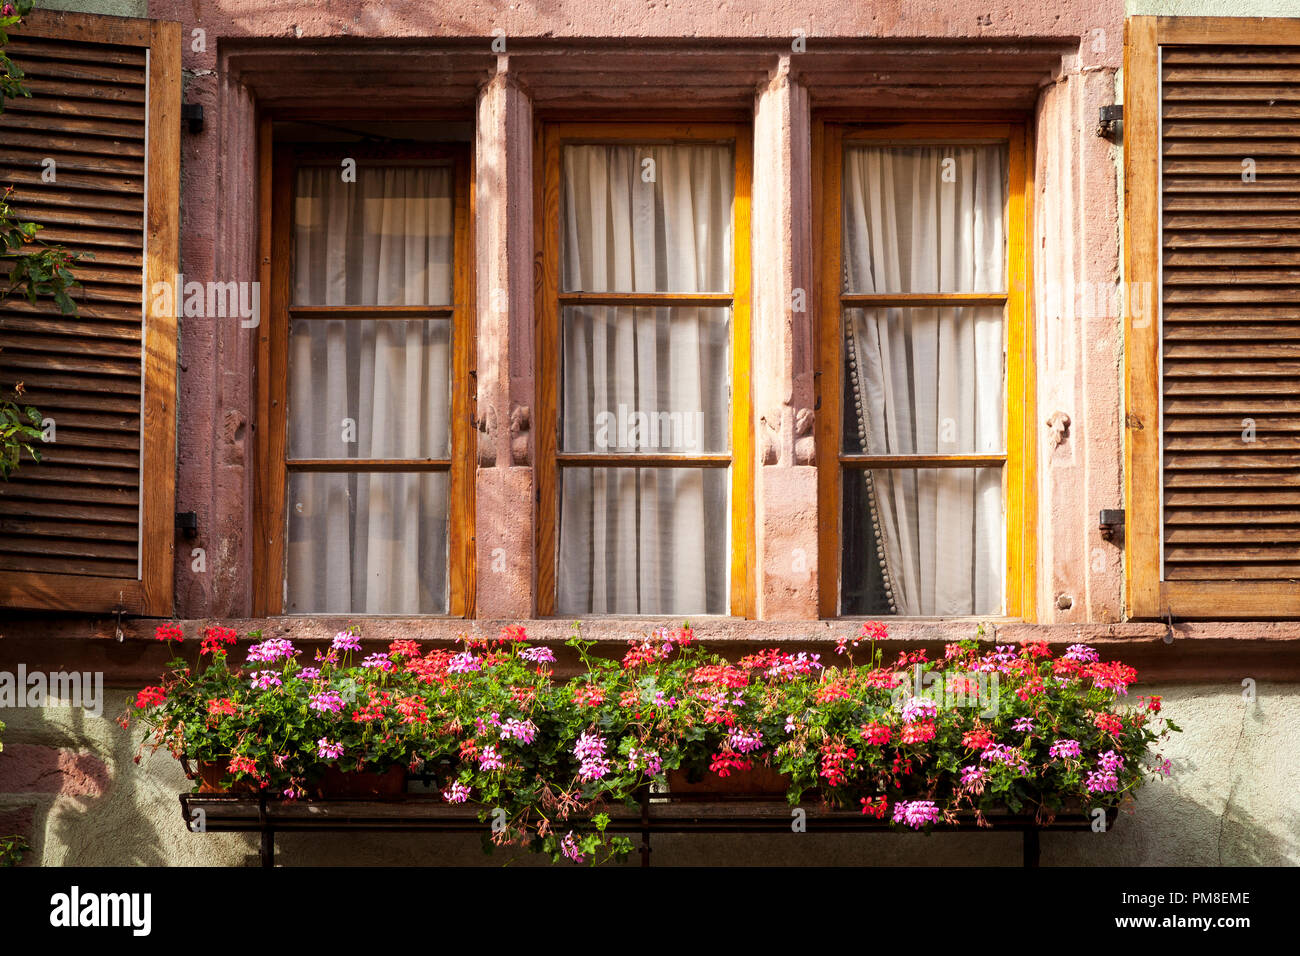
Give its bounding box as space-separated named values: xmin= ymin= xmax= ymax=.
xmin=665 ymin=765 xmax=791 ymax=797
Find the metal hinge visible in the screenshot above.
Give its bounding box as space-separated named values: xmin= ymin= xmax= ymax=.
xmin=182 ymin=102 xmax=205 ymax=134
xmin=1099 ymin=508 xmax=1124 ymax=541
xmin=1097 ymin=105 xmax=1122 ymax=140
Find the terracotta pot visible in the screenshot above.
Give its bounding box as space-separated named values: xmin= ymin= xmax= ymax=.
xmin=194 ymin=759 xmax=260 ymax=794
xmin=309 ymin=765 xmax=408 ymax=800
xmin=666 ymin=764 xmax=792 ymax=796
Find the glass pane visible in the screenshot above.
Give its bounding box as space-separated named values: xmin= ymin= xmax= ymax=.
xmin=293 ymin=165 xmax=454 ymax=306
xmin=842 ymin=306 xmax=1004 ymax=455
xmin=842 ymin=467 xmax=1003 ymax=616
xmin=841 ymin=143 xmax=1008 ymax=295
xmin=286 ymin=471 xmax=449 ymax=614
xmin=560 ymin=143 xmax=733 ymax=293
xmin=558 ymin=467 xmax=728 ymax=615
xmin=561 ymin=305 xmax=730 ymax=454
xmin=288 ymin=318 xmax=451 ymax=460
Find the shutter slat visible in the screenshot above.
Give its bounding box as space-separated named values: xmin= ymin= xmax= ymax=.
xmin=0 ymin=28 xmax=151 ymax=586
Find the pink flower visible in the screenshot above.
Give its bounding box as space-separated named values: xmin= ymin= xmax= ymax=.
xmin=892 ymin=800 xmax=940 ymax=830
xmin=478 ymin=745 xmax=505 ymax=772
xmin=317 ymin=738 xmax=343 ymax=759
xmin=442 ymin=781 xmax=471 ymax=803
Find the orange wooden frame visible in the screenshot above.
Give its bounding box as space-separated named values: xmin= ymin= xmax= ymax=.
xmin=253 ymin=139 xmax=476 ymax=616
xmin=814 ymin=121 xmax=1034 ymax=620
xmin=534 ymin=122 xmax=755 ymax=618
xmin=0 ymin=10 xmax=179 ymax=615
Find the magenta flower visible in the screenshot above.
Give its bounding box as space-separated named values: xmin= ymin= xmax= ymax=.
xmin=574 ymin=732 xmax=610 ymax=782
xmin=1065 ymin=644 xmax=1099 ymax=663
xmin=299 ymin=667 xmax=321 ymax=681
xmin=448 ymin=651 xmax=481 ymax=674
xmin=309 ymin=690 xmax=344 ymax=713
xmin=727 ymin=728 xmax=764 ymax=754
xmin=627 ymin=748 xmax=662 ymax=775
xmin=499 ymin=718 xmax=537 ymax=744
xmin=900 ymin=696 xmax=938 ymax=723
xmin=442 ymin=781 xmax=471 ymax=804
xmin=520 ymin=646 xmax=556 ymax=664
xmin=361 ymin=653 xmax=394 ymax=671
xmin=251 ymin=670 xmax=282 ymax=691
xmin=317 ymin=738 xmax=343 ymax=759
xmin=246 ymin=638 xmax=298 ymax=664
xmin=1012 ymin=717 xmax=1035 ymax=733
xmin=1049 ymin=739 xmax=1082 ymax=759
xmin=479 ymin=745 xmax=505 ymax=772
xmin=560 ymin=831 xmax=585 ymax=863
xmin=892 ymin=800 xmax=940 ymax=830
xmin=332 ymin=632 xmax=361 ymax=652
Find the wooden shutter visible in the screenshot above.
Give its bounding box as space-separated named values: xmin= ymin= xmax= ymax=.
xmin=1126 ymin=17 xmax=1300 ymax=618
xmin=0 ymin=9 xmax=179 ymax=614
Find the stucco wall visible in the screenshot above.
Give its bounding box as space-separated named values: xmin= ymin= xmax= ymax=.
xmin=2 ymin=682 xmax=1292 ymax=865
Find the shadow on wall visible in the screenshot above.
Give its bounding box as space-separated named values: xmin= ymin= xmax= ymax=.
xmin=0 ymin=689 xmax=252 ymax=866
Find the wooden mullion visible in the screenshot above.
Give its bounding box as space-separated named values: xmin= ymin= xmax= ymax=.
xmin=839 ymin=454 xmax=1007 ymax=469
xmin=286 ymin=459 xmax=452 ymax=472
xmin=559 ymin=292 xmax=733 ymax=307
xmin=252 ymin=117 xmax=276 ymax=616
xmin=535 ymin=123 xmax=561 ymax=618
xmin=731 ymin=126 xmax=755 ymax=620
xmin=558 ymin=453 xmax=731 ymax=468
xmin=815 ymin=120 xmax=844 ymax=618
xmin=449 ymin=147 xmax=475 ymax=619
xmin=840 ymin=293 xmax=1008 ymax=307
xmin=288 ymin=305 xmax=455 ymax=320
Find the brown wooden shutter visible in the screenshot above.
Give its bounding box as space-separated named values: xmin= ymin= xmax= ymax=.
xmin=0 ymin=9 xmax=179 ymax=614
xmin=1126 ymin=16 xmax=1300 ymax=618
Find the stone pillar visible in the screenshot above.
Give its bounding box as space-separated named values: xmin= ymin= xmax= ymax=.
xmin=751 ymin=58 xmax=819 ymax=620
xmin=474 ymin=60 xmax=536 ymax=618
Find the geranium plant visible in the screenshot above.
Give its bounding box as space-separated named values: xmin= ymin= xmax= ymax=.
xmin=129 ymin=621 xmax=1179 ymax=864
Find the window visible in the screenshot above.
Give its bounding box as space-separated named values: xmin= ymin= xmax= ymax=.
xmin=1125 ymin=17 xmax=1300 ymax=618
xmin=255 ymin=142 xmax=474 ymax=615
xmin=817 ymin=123 xmax=1032 ymax=618
xmin=535 ymin=123 xmax=754 ymax=617
xmin=0 ymin=10 xmax=179 ymax=614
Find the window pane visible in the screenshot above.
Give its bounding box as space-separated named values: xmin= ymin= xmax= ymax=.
xmin=842 ymin=467 xmax=1003 ymax=616
xmin=288 ymin=318 xmax=451 ymax=459
xmin=842 ymin=306 xmax=1004 ymax=455
xmin=841 ymin=144 xmax=1008 ymax=295
xmin=558 ymin=467 xmax=728 ymax=615
xmin=560 ymin=143 xmax=733 ymax=293
xmin=286 ymin=471 xmax=448 ymax=614
xmin=293 ymin=165 xmax=454 ymax=306
xmin=561 ymin=305 xmax=729 ymax=454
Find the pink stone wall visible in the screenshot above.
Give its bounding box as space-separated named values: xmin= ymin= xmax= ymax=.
xmin=140 ymin=0 xmax=1125 ymax=625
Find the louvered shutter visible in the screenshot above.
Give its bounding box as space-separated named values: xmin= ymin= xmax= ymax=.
xmin=0 ymin=9 xmax=179 ymax=614
xmin=1126 ymin=16 xmax=1300 ymax=618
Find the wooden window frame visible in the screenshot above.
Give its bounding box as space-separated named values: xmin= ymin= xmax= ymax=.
xmin=253 ymin=138 xmax=476 ymax=617
xmin=1125 ymin=16 xmax=1300 ymax=619
xmin=0 ymin=10 xmax=179 ymax=615
xmin=534 ymin=122 xmax=755 ymax=618
xmin=814 ymin=121 xmax=1035 ymax=621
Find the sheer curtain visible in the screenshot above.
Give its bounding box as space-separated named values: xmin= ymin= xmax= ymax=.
xmin=842 ymin=145 xmax=1006 ymax=615
xmin=558 ymin=144 xmax=733 ymax=614
xmin=286 ymin=165 xmax=453 ymax=613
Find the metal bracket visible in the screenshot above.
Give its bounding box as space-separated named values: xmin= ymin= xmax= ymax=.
xmin=1099 ymin=508 xmax=1124 ymax=541
xmin=1097 ymin=105 xmax=1122 ymax=140
xmin=182 ymin=102 xmax=205 ymax=134
xmin=176 ymin=511 xmax=198 ymax=538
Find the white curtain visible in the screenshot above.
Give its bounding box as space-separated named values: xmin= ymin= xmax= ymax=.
xmin=286 ymin=165 xmax=453 ymax=613
xmin=842 ymin=145 xmax=1006 ymax=615
xmin=557 ymin=144 xmax=732 ymax=614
